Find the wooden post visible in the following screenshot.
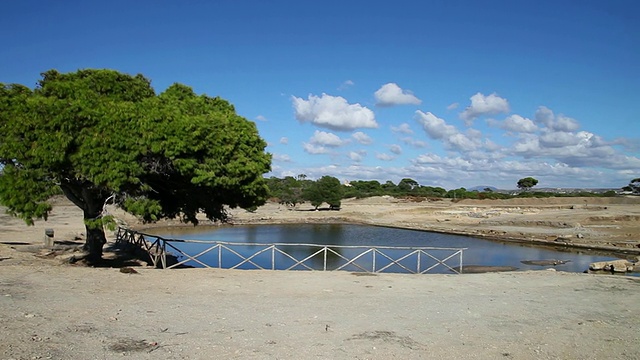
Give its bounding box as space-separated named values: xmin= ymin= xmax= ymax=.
xmin=44 ymin=229 xmax=54 ymax=247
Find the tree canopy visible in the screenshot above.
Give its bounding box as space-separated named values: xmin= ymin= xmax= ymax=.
xmin=622 ymin=178 xmax=640 ymax=194
xmin=303 ymin=176 xmax=343 ymax=209
xmin=517 ymin=177 xmax=539 ymax=191
xmin=0 ymin=69 xmax=271 ymax=261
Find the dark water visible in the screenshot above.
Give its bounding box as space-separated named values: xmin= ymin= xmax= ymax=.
xmin=152 ymin=224 xmax=630 ymax=274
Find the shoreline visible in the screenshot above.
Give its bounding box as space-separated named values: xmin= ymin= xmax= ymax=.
xmin=137 ymin=210 xmax=640 ymax=260
xmin=1 ymin=195 xmax=639 ymax=263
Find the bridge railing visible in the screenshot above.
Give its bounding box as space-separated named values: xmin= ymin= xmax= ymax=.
xmin=116 ymin=227 xmax=467 ymax=274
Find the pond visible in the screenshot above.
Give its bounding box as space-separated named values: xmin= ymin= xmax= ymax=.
xmin=151 ymin=223 xmax=632 ymax=274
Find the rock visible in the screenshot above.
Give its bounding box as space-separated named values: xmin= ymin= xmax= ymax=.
xmin=555 ymin=236 xmax=572 ymax=243
xmin=576 ymin=233 xmax=584 ymax=239
xmin=589 ymin=260 xmax=633 ymax=272
xmin=119 ymin=267 xmax=139 ymax=274
xmin=521 ymin=259 xmax=570 ymax=266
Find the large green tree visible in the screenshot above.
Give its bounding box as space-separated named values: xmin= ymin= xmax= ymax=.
xmin=0 ymin=69 xmax=271 ymax=262
xmin=303 ymin=176 xmax=343 ymax=210
xmin=622 ymin=178 xmax=640 ymax=194
xmin=517 ymin=177 xmax=539 ymax=191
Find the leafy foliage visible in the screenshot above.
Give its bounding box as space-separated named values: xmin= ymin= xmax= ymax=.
xmin=303 ymin=176 xmax=343 ymax=209
xmin=265 ymin=176 xmax=308 ymax=206
xmin=517 ymin=177 xmax=539 ymax=191
xmin=623 ymin=178 xmax=640 ymax=194
xmin=0 ymin=69 xmax=271 ymax=259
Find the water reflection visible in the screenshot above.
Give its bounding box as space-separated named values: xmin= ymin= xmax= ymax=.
xmin=153 ymin=224 xmax=630 ymax=274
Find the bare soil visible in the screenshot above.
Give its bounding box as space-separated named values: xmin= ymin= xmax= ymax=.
xmin=1 ymin=196 xmax=640 ymax=359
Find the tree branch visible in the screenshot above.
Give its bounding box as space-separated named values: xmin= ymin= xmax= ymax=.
xmin=59 ymin=181 xmax=86 ymax=210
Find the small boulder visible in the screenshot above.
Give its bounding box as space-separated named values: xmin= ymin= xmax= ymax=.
xmin=589 ymin=260 xmax=633 ymax=272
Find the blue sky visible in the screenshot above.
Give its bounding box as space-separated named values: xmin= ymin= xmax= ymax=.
xmin=1 ymin=0 xmax=638 ymax=189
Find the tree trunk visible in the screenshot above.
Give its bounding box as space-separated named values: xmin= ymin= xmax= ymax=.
xmin=84 ymin=222 xmax=107 ymax=262
xmin=60 ymin=180 xmax=109 ymax=263
xmin=83 ymin=203 xmax=107 ymax=262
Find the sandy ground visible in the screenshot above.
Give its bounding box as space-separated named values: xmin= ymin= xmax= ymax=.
xmin=1 ymin=196 xmax=640 ymax=359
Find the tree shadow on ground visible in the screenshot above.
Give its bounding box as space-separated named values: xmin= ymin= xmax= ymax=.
xmin=69 ymin=242 xmax=153 ymax=269
xmin=296 ymin=207 xmax=341 ymax=212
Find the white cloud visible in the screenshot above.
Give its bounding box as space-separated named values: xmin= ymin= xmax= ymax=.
xmin=511 ymin=129 xmax=630 ymax=168
xmin=499 ymin=114 xmax=538 ymax=133
xmin=554 ymin=115 xmax=580 ymax=132
xmin=414 ymin=110 xmax=486 ymax=152
xmin=391 ymin=123 xmax=414 ymax=135
xmin=539 ymin=131 xmax=583 ymax=148
xmin=447 ymin=102 xmax=459 ymax=111
xmin=401 ymin=137 xmax=427 ymax=148
xmin=292 ymin=93 xmax=378 ymax=131
xmin=415 ymin=111 xmax=457 ymax=139
xmin=348 ymin=151 xmax=365 ymax=162
xmin=272 ymin=153 xmax=291 ymax=162
xmin=255 ymin=115 xmax=267 ymax=122
xmin=448 ymin=133 xmax=478 ymax=152
xmin=338 ymin=80 xmax=354 ymax=90
xmin=277 ymin=101 xmax=639 ymax=189
xmin=414 ymin=153 xmax=473 ymax=169
xmin=352 ymin=131 xmax=373 ymax=145
xmin=302 ymin=143 xmax=329 ymax=154
xmin=484 ymin=139 xmax=502 ymax=152
xmin=374 ymin=83 xmax=422 ymax=107
xmin=279 ymin=137 xmax=288 ymax=144
xmin=533 ymin=106 xmax=554 ymax=127
xmin=309 ymin=130 xmax=348 ymax=147
xmin=460 ymin=92 xmax=510 ymax=124
xmin=534 ymin=106 xmax=580 ymax=131
xmin=389 ymin=144 xmax=402 ymax=155
xmin=376 ymin=153 xmax=395 ymax=161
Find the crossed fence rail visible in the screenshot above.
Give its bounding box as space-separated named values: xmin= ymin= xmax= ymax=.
xmin=116 ymin=227 xmax=467 ymax=274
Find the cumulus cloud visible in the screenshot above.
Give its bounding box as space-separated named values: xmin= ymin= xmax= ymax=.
xmin=415 ymin=111 xmax=457 ymax=139
xmin=389 ymin=144 xmax=402 ymax=155
xmin=352 ymin=131 xmax=373 ymax=145
xmin=338 ymin=80 xmax=355 ymax=90
xmin=414 ymin=110 xmax=484 ymax=152
xmin=391 ymin=123 xmax=414 ymax=135
xmin=376 ymin=153 xmax=395 ymax=161
xmin=279 ymin=137 xmax=289 ymax=145
xmin=280 ymin=101 xmax=639 ymax=190
xmin=512 ymin=129 xmax=628 ymax=168
xmin=448 ymin=133 xmax=478 ymax=152
xmin=460 ymin=92 xmax=510 ymax=124
xmin=401 ymin=137 xmax=427 ymax=148
xmin=414 ymin=153 xmax=474 ymax=169
xmin=499 ymin=114 xmax=538 ymax=133
xmin=539 ymin=131 xmax=583 ymax=148
xmin=309 ymin=130 xmax=348 ymax=147
xmin=348 ymin=151 xmax=365 ymax=162
xmin=374 ymin=83 xmax=422 ymax=107
xmin=302 ymin=143 xmax=329 ymax=154
xmin=534 ymin=106 xmax=580 ymax=131
xmin=447 ymin=102 xmax=459 ymax=111
xmin=272 ymin=153 xmax=291 ymax=162
xmin=292 ymin=93 xmax=378 ymax=131
xmin=255 ymin=115 xmax=267 ymax=122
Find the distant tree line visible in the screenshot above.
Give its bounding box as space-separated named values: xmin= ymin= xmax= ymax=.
xmin=264 ymin=176 xmax=621 ymax=209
